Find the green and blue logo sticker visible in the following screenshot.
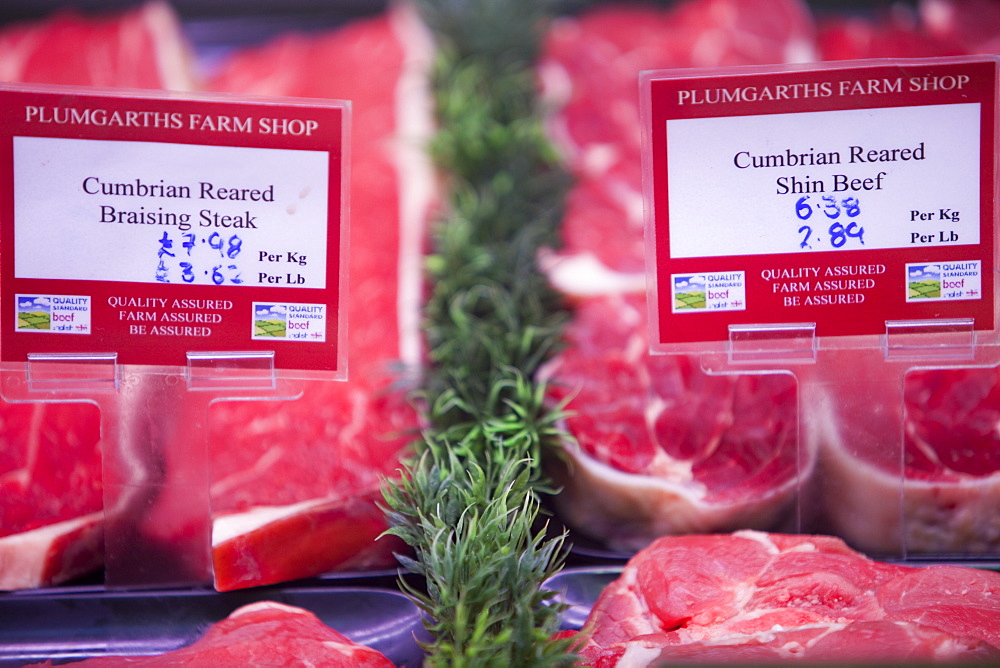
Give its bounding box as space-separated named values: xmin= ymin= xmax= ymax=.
xmin=16 ymin=294 xmax=91 ymax=334
xmin=672 ymin=272 xmax=746 ymax=312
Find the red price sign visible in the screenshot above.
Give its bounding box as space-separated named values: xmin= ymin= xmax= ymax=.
xmin=641 ymin=57 xmax=998 ymax=351
xmin=0 ymin=84 xmax=349 ymax=375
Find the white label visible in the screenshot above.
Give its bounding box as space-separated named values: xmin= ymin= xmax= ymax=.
xmin=14 ymin=137 xmax=329 ymax=288
xmin=666 ymin=103 xmax=980 ymax=258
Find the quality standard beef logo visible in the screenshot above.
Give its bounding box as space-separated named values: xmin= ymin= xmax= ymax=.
xmin=15 ymin=294 xmax=91 ymax=334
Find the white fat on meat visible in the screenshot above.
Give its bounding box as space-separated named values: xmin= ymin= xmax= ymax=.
xmin=212 ymin=498 xmax=328 ymax=547
xmin=809 ymin=372 xmax=1000 ymax=555
xmin=0 ymin=512 xmax=103 ymax=590
xmin=391 ymin=2 xmax=437 ymax=373
xmin=551 ymin=448 xmax=800 ymax=552
xmin=537 ymin=249 xmax=646 ymax=297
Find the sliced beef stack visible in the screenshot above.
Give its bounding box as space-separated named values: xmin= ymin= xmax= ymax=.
xmin=0 ymin=1 xmax=435 ymax=591
xmin=201 ymin=2 xmax=435 ymax=591
xmin=0 ymin=1 xmax=195 ymax=590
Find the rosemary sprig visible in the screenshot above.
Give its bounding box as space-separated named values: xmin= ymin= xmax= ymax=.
xmin=381 ymin=0 xmax=578 ymax=664
xmin=384 ymin=439 xmax=575 ymax=667
xmin=422 ymin=51 xmax=572 ymax=427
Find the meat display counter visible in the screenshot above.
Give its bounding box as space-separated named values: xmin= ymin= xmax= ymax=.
xmin=2 ymin=0 xmax=1000 ymax=665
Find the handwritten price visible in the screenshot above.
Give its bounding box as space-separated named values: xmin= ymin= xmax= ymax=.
xmin=155 ymin=231 xmax=245 ymax=285
xmin=795 ymin=195 xmax=865 ymax=250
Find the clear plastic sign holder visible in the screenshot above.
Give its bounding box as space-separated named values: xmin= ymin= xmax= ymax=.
xmin=0 ymin=84 xmax=350 ymax=589
xmin=1 ymin=355 xmax=305 ymax=589
xmin=641 ymin=56 xmax=1000 ymax=562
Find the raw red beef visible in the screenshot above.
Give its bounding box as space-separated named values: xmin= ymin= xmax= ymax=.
xmin=207 ymin=387 xmax=422 ymax=591
xmin=201 ymin=4 xmax=434 ymax=590
xmin=538 ymin=0 xmax=816 ymax=294
xmin=0 ymin=1 xmax=196 ymax=90
xmin=29 ymin=600 xmax=395 ymax=667
xmin=806 ymin=350 xmax=1000 ymax=556
xmin=919 ymin=0 xmax=1000 ymax=54
xmin=816 ymin=0 xmax=1000 ymax=61
xmin=573 ymin=531 xmax=1000 ymax=665
xmin=0 ymin=1 xmax=196 ymax=590
xmin=537 ymin=0 xmax=815 ymax=552
xmin=816 ymin=5 xmax=955 ymax=61
xmin=0 ymin=402 xmax=103 ymax=589
xmin=540 ymin=295 xmax=802 ymax=552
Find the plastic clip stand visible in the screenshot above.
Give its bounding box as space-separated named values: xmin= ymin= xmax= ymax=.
xmin=884 ymin=318 xmax=976 ymax=361
xmin=186 ymin=351 xmax=277 ymax=392
xmin=728 ymin=322 xmax=817 ymax=364
xmin=4 ymin=356 xmax=303 ymax=590
xmin=0 ymin=83 xmax=350 ymax=591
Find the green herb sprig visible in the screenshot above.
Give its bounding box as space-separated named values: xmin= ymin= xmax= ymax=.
xmin=381 ymin=0 xmax=578 ymax=665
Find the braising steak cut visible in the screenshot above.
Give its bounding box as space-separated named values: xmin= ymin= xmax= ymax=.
xmin=573 ymin=531 xmax=1000 ymax=665
xmin=540 ymin=295 xmax=803 ymax=552
xmin=0 ymin=402 xmax=103 ymax=589
xmin=207 ymin=387 xmax=421 ymax=591
xmin=0 ymin=1 xmax=196 ymax=90
xmin=28 ymin=601 xmax=396 ymax=667
xmin=0 ymin=1 xmax=196 ymax=590
xmin=201 ymin=4 xmax=434 ymax=590
xmin=806 ymin=350 xmax=1000 ymax=556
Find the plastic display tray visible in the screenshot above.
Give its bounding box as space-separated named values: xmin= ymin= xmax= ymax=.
xmin=0 ymin=583 xmax=428 ymax=666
